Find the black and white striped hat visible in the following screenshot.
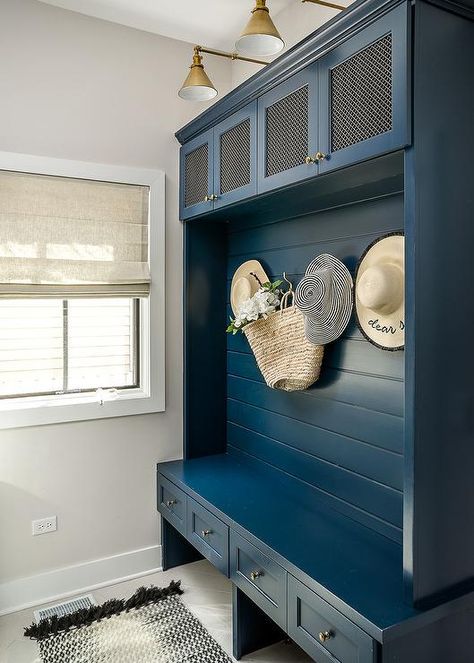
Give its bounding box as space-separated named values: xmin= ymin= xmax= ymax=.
xmin=295 ymin=254 xmax=353 ymax=346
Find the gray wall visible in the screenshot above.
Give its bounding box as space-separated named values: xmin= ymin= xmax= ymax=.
xmin=0 ymin=0 xmax=231 ymax=585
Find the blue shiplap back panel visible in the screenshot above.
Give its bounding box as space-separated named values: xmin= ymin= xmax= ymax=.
xmin=226 ymin=193 xmax=404 ymax=543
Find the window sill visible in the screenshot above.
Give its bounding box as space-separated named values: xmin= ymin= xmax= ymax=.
xmin=0 ymin=388 xmax=165 ymax=430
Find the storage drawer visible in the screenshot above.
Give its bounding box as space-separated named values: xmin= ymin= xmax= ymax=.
xmin=186 ymin=498 xmax=229 ymax=575
xmin=230 ymin=530 xmax=287 ymax=630
xmin=157 ymin=475 xmax=186 ymax=536
xmin=288 ymin=575 xmax=376 ymax=663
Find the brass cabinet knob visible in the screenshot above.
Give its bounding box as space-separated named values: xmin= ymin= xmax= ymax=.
xmin=319 ymin=631 xmax=332 ymax=643
xmin=201 ymin=529 xmax=212 ymax=537
xmin=305 ymin=152 xmax=327 ymax=164
xmin=250 ymin=570 xmax=264 ymax=581
xmin=210 ymin=194 xmax=218 ymax=201
xmin=166 ymin=499 xmax=177 ymax=507
xmin=204 ymin=194 xmax=218 ymax=202
xmin=204 ymin=195 xmax=211 ymax=202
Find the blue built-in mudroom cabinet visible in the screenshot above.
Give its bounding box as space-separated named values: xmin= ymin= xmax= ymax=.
xmin=158 ymin=0 xmax=474 ymax=660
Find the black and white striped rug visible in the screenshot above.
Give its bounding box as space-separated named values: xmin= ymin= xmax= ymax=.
xmin=24 ymin=582 xmax=232 ymax=663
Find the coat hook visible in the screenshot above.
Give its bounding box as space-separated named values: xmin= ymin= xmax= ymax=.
xmin=282 ymin=271 xmax=293 ymax=291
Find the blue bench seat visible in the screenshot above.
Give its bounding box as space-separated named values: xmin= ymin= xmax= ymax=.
xmin=157 ymin=450 xmax=423 ymax=642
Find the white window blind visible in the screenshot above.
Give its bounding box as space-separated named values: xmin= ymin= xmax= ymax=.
xmin=0 ymin=170 xmax=150 ymax=298
xmin=0 ymin=298 xmax=138 ymax=398
xmin=67 ymin=299 xmax=138 ymax=390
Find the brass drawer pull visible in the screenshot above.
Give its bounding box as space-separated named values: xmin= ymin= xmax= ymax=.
xmin=250 ymin=570 xmax=264 ymax=581
xmin=319 ymin=630 xmax=332 ymax=643
xmin=166 ymin=499 xmax=177 ymax=507
xmin=201 ymin=529 xmax=212 ymax=537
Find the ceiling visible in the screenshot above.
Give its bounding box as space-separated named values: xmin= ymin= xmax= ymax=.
xmin=36 ymin=0 xmax=296 ymax=50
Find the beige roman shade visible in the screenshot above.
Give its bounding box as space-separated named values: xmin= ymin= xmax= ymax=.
xmin=0 ymin=170 xmax=150 ymax=298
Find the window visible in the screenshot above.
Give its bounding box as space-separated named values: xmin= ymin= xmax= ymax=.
xmin=0 ymin=152 xmax=165 ymax=429
xmin=0 ymin=298 xmax=139 ymax=398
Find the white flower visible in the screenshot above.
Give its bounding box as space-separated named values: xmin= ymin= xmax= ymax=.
xmin=253 ymin=288 xmax=279 ymax=315
xmin=229 ymin=282 xmax=284 ymax=334
xmin=238 ymin=297 xmax=260 ymax=322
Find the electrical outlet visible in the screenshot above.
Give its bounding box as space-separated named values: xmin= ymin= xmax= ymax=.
xmin=32 ymin=516 xmax=57 ymax=536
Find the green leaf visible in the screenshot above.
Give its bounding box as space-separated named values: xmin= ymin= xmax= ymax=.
xmin=269 ymin=279 xmax=283 ymax=292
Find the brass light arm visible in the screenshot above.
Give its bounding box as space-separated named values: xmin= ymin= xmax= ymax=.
xmin=302 ymin=0 xmax=346 ymax=11
xmin=195 ymin=45 xmax=268 ymax=66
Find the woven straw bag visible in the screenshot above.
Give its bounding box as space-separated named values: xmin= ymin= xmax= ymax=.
xmin=243 ymin=292 xmax=324 ymax=392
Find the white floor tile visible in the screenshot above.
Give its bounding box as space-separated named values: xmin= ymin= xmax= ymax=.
xmin=0 ymin=560 xmax=310 ymax=663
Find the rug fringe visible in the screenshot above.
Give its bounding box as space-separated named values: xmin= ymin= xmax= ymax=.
xmin=24 ymin=580 xmax=183 ymax=641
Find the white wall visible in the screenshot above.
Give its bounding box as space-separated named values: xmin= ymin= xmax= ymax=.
xmin=231 ymin=1 xmax=351 ymax=88
xmin=0 ymin=0 xmax=351 ymax=605
xmin=0 ymin=0 xmax=231 ymax=592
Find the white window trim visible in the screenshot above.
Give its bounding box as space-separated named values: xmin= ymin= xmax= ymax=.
xmin=0 ymin=151 xmax=165 ymax=429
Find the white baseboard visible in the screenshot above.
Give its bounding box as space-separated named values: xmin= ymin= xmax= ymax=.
xmin=0 ymin=544 xmax=162 ymax=616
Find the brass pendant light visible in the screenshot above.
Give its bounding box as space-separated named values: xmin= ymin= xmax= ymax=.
xmin=178 ymin=47 xmax=218 ymax=101
xmin=178 ymin=0 xmax=346 ymax=101
xmin=235 ymin=0 xmax=284 ymax=58
xmin=178 ymin=46 xmax=267 ymax=101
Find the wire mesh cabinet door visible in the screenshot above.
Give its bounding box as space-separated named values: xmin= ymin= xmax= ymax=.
xmin=180 ymin=128 xmax=214 ymax=220
xmin=318 ymin=2 xmax=410 ymax=175
xmin=213 ymin=101 xmax=257 ymax=210
xmin=257 ymin=64 xmax=319 ymax=194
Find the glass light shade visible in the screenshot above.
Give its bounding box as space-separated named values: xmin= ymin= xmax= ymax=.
xmin=178 ymin=83 xmax=218 ymax=101
xmin=235 ymin=33 xmax=284 ymax=57
xmin=178 ymin=52 xmax=218 ymax=101
xmin=236 ymin=0 xmax=284 ymax=57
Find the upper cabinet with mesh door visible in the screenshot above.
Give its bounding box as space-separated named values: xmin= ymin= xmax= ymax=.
xmin=180 ymin=128 xmax=214 ymax=220
xmin=257 ymin=64 xmax=319 ymax=193
xmin=257 ymin=3 xmax=409 ymax=192
xmin=180 ymin=102 xmax=257 ymax=220
xmin=177 ymin=1 xmax=410 ymax=218
xmin=318 ymin=2 xmax=409 ymax=174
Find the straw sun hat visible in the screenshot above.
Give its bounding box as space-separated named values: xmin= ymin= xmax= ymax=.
xmin=354 ymin=232 xmax=405 ymax=351
xmin=230 ymin=260 xmax=270 ymax=316
xmin=295 ymin=254 xmax=353 ymax=346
